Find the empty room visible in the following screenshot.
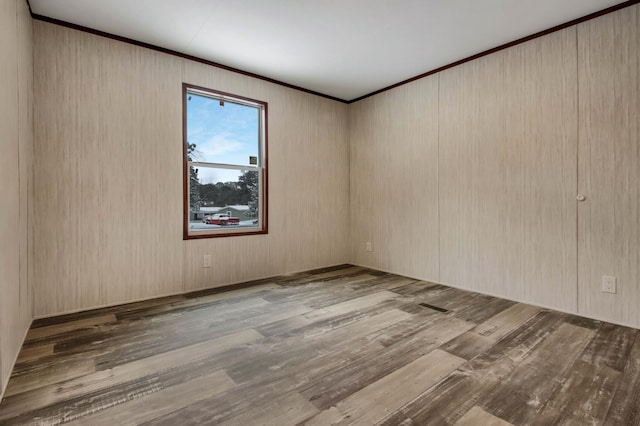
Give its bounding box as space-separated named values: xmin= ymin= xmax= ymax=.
xmin=1 ymin=0 xmax=639 ymax=424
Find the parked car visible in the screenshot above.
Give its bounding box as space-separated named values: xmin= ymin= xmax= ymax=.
xmin=205 ymin=213 xmax=240 ymax=226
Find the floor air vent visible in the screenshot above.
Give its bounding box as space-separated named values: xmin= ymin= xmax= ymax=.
xmin=418 ymin=302 xmax=449 ymax=313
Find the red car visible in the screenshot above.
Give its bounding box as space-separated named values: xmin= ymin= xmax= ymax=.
xmin=204 ymin=213 xmax=240 ymax=226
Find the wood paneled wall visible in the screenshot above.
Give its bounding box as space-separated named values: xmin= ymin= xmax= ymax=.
xmin=439 ymin=28 xmax=578 ymax=312
xmin=350 ymin=78 xmax=440 ymax=281
xmin=577 ymin=6 xmax=640 ymax=326
xmin=350 ymin=4 xmax=640 ymax=328
xmin=0 ymin=0 xmax=33 ymax=398
xmin=30 ymin=3 xmax=640 ymax=329
xmin=33 ymin=22 xmax=350 ymax=317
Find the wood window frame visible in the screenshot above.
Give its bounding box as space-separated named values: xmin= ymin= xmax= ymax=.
xmin=182 ymin=83 xmax=268 ymax=239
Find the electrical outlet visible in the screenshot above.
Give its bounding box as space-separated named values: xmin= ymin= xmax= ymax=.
xmin=602 ymin=275 xmax=616 ymax=294
xmin=203 ymin=254 xmax=212 ymax=268
xmin=366 ymin=242 xmax=372 ymax=252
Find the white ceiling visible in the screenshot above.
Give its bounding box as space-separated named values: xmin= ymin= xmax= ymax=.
xmin=30 ymin=0 xmax=626 ymax=101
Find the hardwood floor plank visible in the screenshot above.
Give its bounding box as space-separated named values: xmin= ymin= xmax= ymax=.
xmin=0 ymin=329 xmax=261 ymax=422
xmin=442 ymin=303 xmax=542 ymax=361
xmin=114 ymin=283 xmax=283 ymax=321
xmin=218 ymin=391 xmax=318 ymax=426
xmin=3 ymin=375 xmax=166 ymax=425
xmin=183 ymin=281 xmax=282 ymax=301
xmin=284 ymin=266 xmax=366 ymax=285
xmin=304 ymin=349 xmax=466 ymax=426
xmin=479 ymin=322 xmax=596 ymax=424
xmin=92 ymin=301 xmax=308 ymax=371
xmin=579 ymin=322 xmax=638 ymax=372
xmin=94 ymin=304 xmax=409 ymax=425
xmin=63 ymin=370 xmax=236 ymax=426
xmin=440 ymin=331 xmax=494 ymax=360
xmin=25 ymin=314 xmax=118 ymax=341
xmin=473 ymin=303 xmax=541 ymax=341
xmin=532 ymin=323 xmax=638 ymax=425
xmin=304 ymin=290 xmax=399 ymax=319
xmin=452 ymin=296 xmax=516 ymax=324
xmin=15 ymin=343 xmax=54 ymax=364
xmin=300 ymin=278 xmax=399 ymax=309
xmin=387 ymin=280 xmax=442 ymax=296
xmin=421 ymin=287 xmax=477 ymax=308
xmin=149 ymin=311 xmax=417 ymax=424
xmin=603 ymin=332 xmax=640 ymax=425
xmin=257 ymin=289 xmax=401 ymax=338
xmin=226 ymin=309 xmax=413 ymax=384
xmin=184 ymin=324 xmax=423 ymax=424
xmin=115 ymin=292 xmax=272 ymax=326
xmin=28 ymin=296 xmax=188 ymax=329
xmin=364 ymin=306 xmax=442 ymax=347
xmin=285 ymin=338 xmax=386 ymax=390
xmin=23 ymin=295 xmax=269 ymax=355
xmin=3 ymin=359 xmax=95 ymax=398
xmin=262 ymin=272 xmax=401 ymax=309
xmin=349 ymin=275 xmax=419 ymax=292
xmin=10 ymin=347 xmax=102 ymax=379
xmin=136 ymin=375 xmax=300 ymax=425
xmin=454 ymin=406 xmax=513 ymax=426
xmin=532 ymin=359 xmax=620 ymax=425
xmin=254 ymin=314 xmax=316 ymax=337
xmin=376 ymin=310 xmax=568 ymax=425
xmin=299 ymin=315 xmax=474 ymax=410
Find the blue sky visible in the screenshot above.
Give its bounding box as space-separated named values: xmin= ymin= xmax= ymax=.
xmin=187 ymin=92 xmax=259 ymax=184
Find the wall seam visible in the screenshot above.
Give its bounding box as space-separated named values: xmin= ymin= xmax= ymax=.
xmin=575 ymin=24 xmax=581 ymax=315
xmin=347 ymin=104 xmax=353 ymax=265
xmin=29 ymin=0 xmax=35 ymax=318
xmin=16 ymin=0 xmax=23 ymax=314
xmin=437 ymin=73 xmax=441 ymax=282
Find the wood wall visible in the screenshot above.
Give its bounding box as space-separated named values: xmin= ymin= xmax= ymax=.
xmin=350 ymin=77 xmax=440 ymax=281
xmin=577 ymin=6 xmax=640 ymax=326
xmin=0 ymin=0 xmax=33 ymax=398
xmin=350 ymin=4 xmax=640 ymax=328
xmin=27 ymin=3 xmax=640 ymax=328
xmin=438 ymin=28 xmax=578 ymax=312
xmin=33 ymin=22 xmax=350 ymax=317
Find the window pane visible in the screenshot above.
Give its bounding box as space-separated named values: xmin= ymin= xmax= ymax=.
xmin=183 ymin=84 xmax=267 ymax=239
xmin=188 ymin=166 xmax=260 ymax=230
xmin=186 ymin=92 xmax=260 ymax=166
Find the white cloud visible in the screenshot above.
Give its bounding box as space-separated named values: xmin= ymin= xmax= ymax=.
xmin=197 ymin=166 xmax=241 ymax=184
xmin=195 ymin=133 xmax=244 ymax=160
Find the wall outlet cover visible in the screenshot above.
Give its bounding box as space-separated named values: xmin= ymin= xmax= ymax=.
xmin=602 ymin=275 xmax=617 ymax=294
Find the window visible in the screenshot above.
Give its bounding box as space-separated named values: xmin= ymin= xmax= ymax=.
xmin=183 ymin=84 xmax=267 ymax=239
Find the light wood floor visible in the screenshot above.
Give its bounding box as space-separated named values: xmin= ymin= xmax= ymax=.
xmin=0 ymin=265 xmax=639 ymax=425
